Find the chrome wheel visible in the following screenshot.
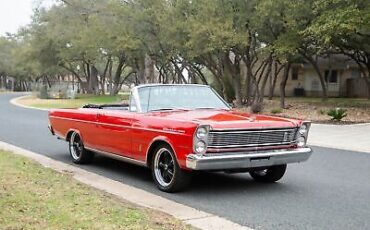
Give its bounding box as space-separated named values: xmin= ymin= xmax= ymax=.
xmin=69 ymin=132 xmax=83 ymax=160
xmin=154 ymin=148 xmax=175 ymax=187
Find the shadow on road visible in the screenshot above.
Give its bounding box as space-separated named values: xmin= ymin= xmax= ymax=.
xmin=86 ymin=154 xmax=288 ymax=195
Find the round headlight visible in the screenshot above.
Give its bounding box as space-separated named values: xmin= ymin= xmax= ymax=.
xmin=196 ymin=127 xmax=208 ymax=139
xmin=297 ymin=136 xmax=306 ymax=147
xmin=195 ymin=140 xmax=206 ymax=153
xmin=299 ymin=124 xmax=308 ymax=135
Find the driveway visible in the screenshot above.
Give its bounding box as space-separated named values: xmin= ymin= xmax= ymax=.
xmin=309 ymin=123 xmax=370 ymax=153
xmin=1 ymin=93 xmax=370 ymax=230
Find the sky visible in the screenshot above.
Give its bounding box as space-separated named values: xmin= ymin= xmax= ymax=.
xmin=0 ymin=0 xmax=55 ymax=36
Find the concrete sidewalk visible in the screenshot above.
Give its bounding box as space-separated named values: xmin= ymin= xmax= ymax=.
xmin=308 ymin=123 xmax=370 ymax=153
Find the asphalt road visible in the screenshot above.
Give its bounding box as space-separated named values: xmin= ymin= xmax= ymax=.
xmin=1 ymin=93 xmax=370 ymax=230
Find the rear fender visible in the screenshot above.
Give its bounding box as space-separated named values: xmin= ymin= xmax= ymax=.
xmin=65 ymin=129 xmax=82 ymax=142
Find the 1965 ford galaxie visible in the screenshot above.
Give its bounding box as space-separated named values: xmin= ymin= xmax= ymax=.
xmin=48 ymin=84 xmax=312 ymax=192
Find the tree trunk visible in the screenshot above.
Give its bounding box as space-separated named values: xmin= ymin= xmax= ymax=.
xmin=108 ymin=59 xmax=113 ymax=95
xmin=245 ymin=58 xmax=253 ymax=105
xmin=0 ymin=75 xmax=5 ymax=90
xmin=0 ymin=75 xmax=3 ymax=89
xmin=144 ymin=54 xmax=155 ymax=83
xmin=112 ymin=54 xmax=125 ymax=95
xmin=89 ymin=65 xmax=99 ymax=95
xmin=280 ymin=63 xmax=291 ymax=109
xmin=171 ymin=60 xmax=187 ymax=84
xmin=302 ymin=54 xmax=328 ymax=100
xmin=136 ymin=57 xmax=146 ymax=84
xmin=100 ymin=58 xmax=111 ymax=95
xmin=223 ymin=52 xmax=242 ymax=106
xmin=189 ymin=64 xmax=208 ymax=85
xmin=269 ymin=62 xmax=283 ymax=100
xmin=45 ymin=75 xmax=52 ymax=88
xmin=259 ymin=58 xmax=273 ymax=103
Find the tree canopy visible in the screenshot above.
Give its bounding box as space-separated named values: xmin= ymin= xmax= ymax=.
xmin=0 ymin=0 xmax=369 ymax=105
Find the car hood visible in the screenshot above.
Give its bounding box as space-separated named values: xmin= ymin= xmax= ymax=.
xmin=148 ymin=109 xmax=300 ymax=130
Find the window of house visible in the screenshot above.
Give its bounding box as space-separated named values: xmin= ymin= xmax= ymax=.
xmin=292 ymin=67 xmax=299 ymax=80
xmin=351 ymin=69 xmax=360 ymax=78
xmin=325 ymin=70 xmax=338 ymax=83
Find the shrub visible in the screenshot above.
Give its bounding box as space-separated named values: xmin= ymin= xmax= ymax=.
xmin=271 ymin=108 xmax=282 ymax=114
xmin=327 ymin=108 xmax=347 ymax=121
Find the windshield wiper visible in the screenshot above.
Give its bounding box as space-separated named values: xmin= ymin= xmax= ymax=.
xmin=195 ymin=107 xmax=231 ymax=111
xmin=195 ymin=107 xmax=216 ymax=109
xmin=195 ymin=107 xmax=227 ymax=110
xmin=148 ymin=108 xmax=190 ymax=112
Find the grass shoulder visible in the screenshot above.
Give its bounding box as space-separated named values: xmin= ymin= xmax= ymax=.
xmin=0 ymin=150 xmax=192 ymax=230
xmin=16 ymin=94 xmax=128 ymax=109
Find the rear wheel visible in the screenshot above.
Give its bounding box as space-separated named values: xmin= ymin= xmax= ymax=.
xmin=151 ymin=144 xmax=191 ymax=192
xmin=249 ymin=164 xmax=287 ymax=183
xmin=69 ymin=132 xmax=94 ymax=164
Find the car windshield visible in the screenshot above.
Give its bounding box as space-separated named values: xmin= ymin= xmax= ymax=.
xmin=137 ymin=85 xmax=230 ymax=113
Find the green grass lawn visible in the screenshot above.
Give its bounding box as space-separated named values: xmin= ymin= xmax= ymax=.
xmin=0 ymin=151 xmax=191 ymax=230
xmin=17 ymin=94 xmax=129 ymax=109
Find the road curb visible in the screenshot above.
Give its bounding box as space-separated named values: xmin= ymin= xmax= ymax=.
xmin=10 ymin=95 xmax=49 ymax=111
xmin=0 ymin=141 xmax=252 ymax=230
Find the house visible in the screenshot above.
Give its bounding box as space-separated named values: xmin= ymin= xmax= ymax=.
xmin=282 ymin=54 xmax=368 ymax=98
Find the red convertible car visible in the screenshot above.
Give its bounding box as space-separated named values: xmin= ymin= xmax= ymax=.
xmin=48 ymin=84 xmax=312 ymax=192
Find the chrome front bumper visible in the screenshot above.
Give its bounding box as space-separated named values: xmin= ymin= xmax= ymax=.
xmin=186 ymin=147 xmax=312 ymax=171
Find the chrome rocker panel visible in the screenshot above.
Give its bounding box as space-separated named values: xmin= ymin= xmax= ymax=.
xmin=186 ymin=147 xmax=312 ymax=171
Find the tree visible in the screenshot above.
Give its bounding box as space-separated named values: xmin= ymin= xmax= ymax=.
xmin=1 ymin=0 xmax=369 ymax=104
xmin=305 ymin=0 xmax=370 ymax=98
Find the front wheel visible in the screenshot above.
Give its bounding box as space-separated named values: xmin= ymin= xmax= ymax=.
xmin=151 ymin=144 xmax=191 ymax=193
xmin=69 ymin=132 xmax=94 ymax=164
xmin=249 ymin=164 xmax=287 ymax=183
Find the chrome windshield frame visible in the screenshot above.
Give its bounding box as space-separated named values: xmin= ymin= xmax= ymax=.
xmin=129 ymin=87 xmax=142 ymax=113
xmin=131 ymin=84 xmax=231 ymax=113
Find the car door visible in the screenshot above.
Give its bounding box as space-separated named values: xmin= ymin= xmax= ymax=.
xmin=96 ymin=110 xmax=133 ymax=157
xmin=73 ymin=108 xmax=102 ymax=150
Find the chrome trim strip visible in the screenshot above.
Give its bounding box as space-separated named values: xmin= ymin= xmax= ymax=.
xmin=210 ymin=128 xmax=296 ymax=134
xmin=49 ymin=116 xmax=188 ymax=135
xmin=135 ymin=83 xmax=211 ymax=90
xmin=208 ymin=141 xmax=296 ymax=148
xmin=85 ymin=147 xmax=147 ymax=167
xmin=186 ymin=147 xmax=312 ymax=170
xmin=210 ymin=126 xmax=299 ymax=131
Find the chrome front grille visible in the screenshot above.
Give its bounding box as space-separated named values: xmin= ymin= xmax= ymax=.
xmin=208 ymin=128 xmax=297 ymax=148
